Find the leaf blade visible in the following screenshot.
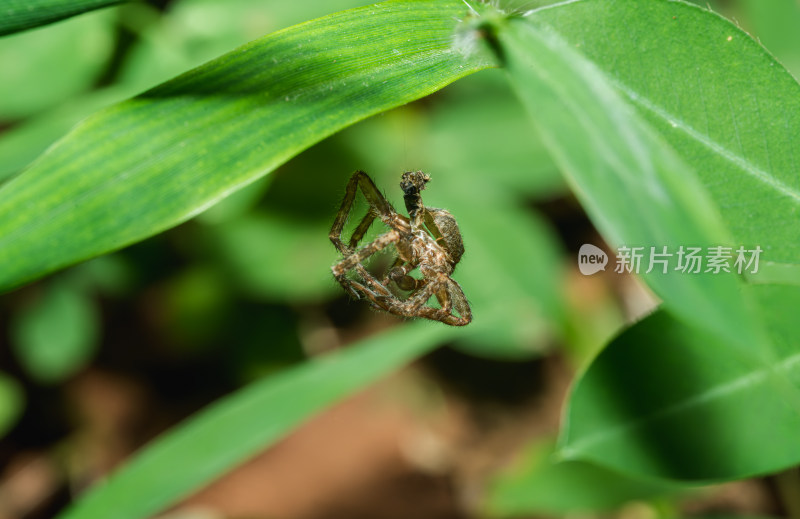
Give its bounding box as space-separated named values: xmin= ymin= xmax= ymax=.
xmin=493 ymin=10 xmax=763 ymax=353
xmin=0 ymin=0 xmax=495 ymax=293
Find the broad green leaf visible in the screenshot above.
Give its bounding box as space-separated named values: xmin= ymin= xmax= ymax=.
xmin=0 ymin=0 xmax=123 ymax=36
xmin=485 ymin=440 xmax=681 ymax=516
xmin=491 ymin=9 xmax=763 ymax=354
xmin=560 ymin=284 xmax=800 ymax=481
xmin=58 ymin=321 xmax=454 ymax=519
xmin=0 ymin=0 xmax=496 ymax=293
xmin=0 ymin=373 xmax=24 ymax=437
xmin=11 ymin=280 xmax=99 ymax=383
xmin=0 ymin=8 xmax=116 ymax=119
xmin=529 ymin=0 xmax=800 ymax=277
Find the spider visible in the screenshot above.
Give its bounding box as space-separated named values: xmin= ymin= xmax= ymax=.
xmin=329 ymin=170 xmax=472 ymax=326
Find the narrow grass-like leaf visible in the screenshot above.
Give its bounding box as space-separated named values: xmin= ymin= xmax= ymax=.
xmin=59 ymin=322 xmax=454 ymax=519
xmin=0 ymin=0 xmax=495 ymax=293
xmin=492 ymin=11 xmax=763 ymax=353
xmin=560 ymin=285 xmax=800 ymax=481
xmin=0 ymin=0 xmax=124 ymax=36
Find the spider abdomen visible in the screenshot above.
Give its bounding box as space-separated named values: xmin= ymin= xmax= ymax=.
xmin=425 ymin=208 xmax=464 ymax=266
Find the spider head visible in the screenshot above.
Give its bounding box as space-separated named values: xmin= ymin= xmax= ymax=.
xmin=400 ymin=170 xmax=430 ymax=196
xmin=400 ymin=171 xmax=430 ymax=221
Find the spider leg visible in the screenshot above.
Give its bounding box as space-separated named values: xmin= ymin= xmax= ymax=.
xmin=340 ymin=263 xmax=411 ymax=317
xmin=332 ymin=230 xmax=399 ymax=301
xmin=345 ymin=277 xmax=394 ymax=309
xmin=336 ymin=263 xmax=394 ymax=302
xmin=434 ymin=286 xmax=451 ymax=314
xmin=329 ymin=170 xmax=397 ymax=255
xmin=348 ymin=212 xmax=377 ymax=250
xmin=443 ymin=278 xmax=472 ymax=326
xmin=332 ymin=230 xmax=399 ymax=277
xmin=404 ymin=276 xmax=442 ymax=313
xmin=404 ymin=274 xmax=471 ymax=326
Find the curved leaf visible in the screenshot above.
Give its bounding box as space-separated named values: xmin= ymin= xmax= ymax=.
xmin=491 ymin=8 xmax=764 ymax=354
xmin=559 ymin=285 xmax=800 ymax=481
xmin=0 ymin=0 xmax=124 ymax=36
xmin=0 ymin=0 xmax=496 ymax=293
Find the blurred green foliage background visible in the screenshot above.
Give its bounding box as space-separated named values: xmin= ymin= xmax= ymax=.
xmin=2 ymin=0 xmax=800 ymax=518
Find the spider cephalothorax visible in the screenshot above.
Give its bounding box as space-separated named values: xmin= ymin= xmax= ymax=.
xmin=329 ymin=170 xmax=472 ymax=326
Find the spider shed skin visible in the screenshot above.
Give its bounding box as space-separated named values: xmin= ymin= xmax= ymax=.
xmin=329 ymin=170 xmax=471 ymax=326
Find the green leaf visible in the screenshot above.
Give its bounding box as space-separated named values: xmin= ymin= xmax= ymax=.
xmin=492 ymin=7 xmax=763 ymax=354
xmin=559 ymin=284 xmax=800 ymax=481
xmin=485 ymin=441 xmax=681 ymax=516
xmin=0 ymin=0 xmax=496 ymax=293
xmin=0 ymin=0 xmax=124 ymax=36
xmin=11 ymin=280 xmax=99 ymax=383
xmin=59 ymin=321 xmax=453 ymax=519
xmin=528 ymin=0 xmax=800 ymax=279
